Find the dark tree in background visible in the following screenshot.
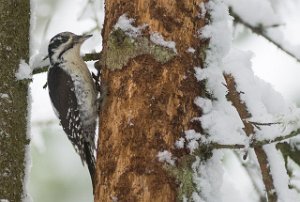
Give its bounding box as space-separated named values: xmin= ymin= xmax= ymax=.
xmin=0 ymin=1 xmax=30 ymax=201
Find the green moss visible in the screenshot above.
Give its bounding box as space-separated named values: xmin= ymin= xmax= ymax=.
xmin=103 ymin=28 xmax=177 ymax=70
xmin=199 ymin=43 xmax=209 ymax=65
xmin=164 ymin=155 xmax=197 ymax=202
xmin=162 ymin=145 xmax=214 ymax=201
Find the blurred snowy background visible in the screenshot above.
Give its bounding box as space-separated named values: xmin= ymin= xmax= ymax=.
xmin=28 ymin=0 xmax=300 ymax=201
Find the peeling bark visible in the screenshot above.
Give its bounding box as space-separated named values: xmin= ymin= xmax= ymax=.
xmin=0 ymin=1 xmax=30 ymax=201
xmin=95 ymin=0 xmax=206 ymax=201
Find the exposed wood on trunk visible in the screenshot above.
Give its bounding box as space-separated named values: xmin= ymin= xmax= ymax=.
xmin=224 ymin=74 xmax=277 ymax=202
xmin=95 ymin=0 xmax=206 ymax=201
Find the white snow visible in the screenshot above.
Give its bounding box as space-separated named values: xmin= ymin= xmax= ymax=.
xmin=199 ymin=2 xmax=206 ymax=19
xmin=28 ymin=0 xmax=51 ymax=71
xmin=29 ymin=44 xmax=50 ymax=70
xmin=22 ymin=88 xmax=32 ymax=202
xmin=150 ymin=32 xmax=177 ymax=53
xmin=114 ymin=14 xmax=145 ymax=38
xmin=200 ymin=1 xmax=232 ymax=60
xmin=185 ymin=130 xmax=201 ymax=142
xmin=157 ymin=150 xmax=176 ymax=166
xmin=26 ymin=0 xmax=300 ymax=201
xmin=225 ymin=0 xmax=282 ymax=27
xmin=194 ymin=97 xmax=212 ymax=114
xmin=184 ymin=130 xmax=203 ymax=153
xmin=175 ymin=137 xmax=185 ymax=149
xmin=222 ymin=48 xmax=300 ymax=142
xmin=187 ymin=47 xmax=195 ymax=54
xmin=0 ymin=93 xmax=9 ymax=99
xmin=194 ymin=0 xmax=243 ymax=146
xmin=227 ymin=0 xmax=300 ymax=62
xmin=16 ymin=60 xmax=32 ymax=80
xmin=264 ymin=144 xmax=299 ymax=202
xmin=266 ymin=28 xmax=300 ymax=60
xmin=114 ymin=14 xmax=178 ymax=53
xmin=196 ymin=0 xmax=300 ymax=201
xmin=191 ymin=0 xmax=300 ymax=200
xmin=30 ymin=0 xmax=37 ymax=57
xmin=194 ymin=1 xmax=248 ymax=146
xmin=221 ymin=150 xmax=263 ymax=202
xmin=192 ymin=151 xmax=224 ymax=202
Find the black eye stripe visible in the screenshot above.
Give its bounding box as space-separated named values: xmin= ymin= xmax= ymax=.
xmin=49 ymin=35 xmax=69 ymax=50
xmin=48 ymin=32 xmax=77 ymax=63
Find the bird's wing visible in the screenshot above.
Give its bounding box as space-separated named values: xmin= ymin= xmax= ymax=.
xmin=47 ymin=65 xmax=86 ymax=160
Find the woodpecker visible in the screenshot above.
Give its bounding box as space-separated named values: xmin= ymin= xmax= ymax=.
xmin=47 ymin=32 xmax=98 ymax=186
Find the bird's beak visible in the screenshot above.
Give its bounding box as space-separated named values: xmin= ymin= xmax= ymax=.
xmin=74 ymin=34 xmax=93 ymax=44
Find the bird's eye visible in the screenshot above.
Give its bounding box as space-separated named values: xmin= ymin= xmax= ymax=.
xmin=49 ymin=34 xmax=70 ymax=50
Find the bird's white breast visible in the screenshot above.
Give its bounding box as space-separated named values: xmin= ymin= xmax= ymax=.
xmin=60 ymin=48 xmax=97 ymax=126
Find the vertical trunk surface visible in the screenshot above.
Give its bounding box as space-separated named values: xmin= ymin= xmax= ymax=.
xmin=0 ymin=1 xmax=30 ymax=202
xmin=95 ymin=0 xmax=206 ymax=201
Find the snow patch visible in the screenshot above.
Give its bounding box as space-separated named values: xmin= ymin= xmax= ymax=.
xmin=185 ymin=130 xmax=202 ymax=153
xmin=150 ymin=32 xmax=177 ymax=53
xmin=0 ymin=93 xmax=9 ymax=99
xmin=114 ymin=14 xmax=146 ymax=38
xmin=266 ymin=28 xmax=300 ymax=61
xmin=194 ymin=97 xmax=213 ymax=114
xmin=22 ymin=88 xmax=32 ymax=202
xmin=225 ymin=0 xmax=282 ymax=27
xmin=157 ymin=150 xmax=176 ymax=166
xmin=187 ymin=47 xmax=195 ymax=54
xmin=192 ymin=1 xmax=246 ymax=200
xmin=226 ymin=0 xmax=300 ymax=61
xmin=192 ymin=151 xmax=224 ymax=201
xmin=16 ymin=60 xmax=32 ymax=80
xmin=175 ymin=137 xmax=185 ymax=149
xmin=264 ymin=144 xmax=299 ymax=202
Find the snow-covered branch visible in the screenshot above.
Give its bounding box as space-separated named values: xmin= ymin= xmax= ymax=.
xmin=224 ymin=73 xmax=277 ymax=201
xmin=208 ymin=127 xmax=300 ymax=149
xmin=230 ymin=9 xmax=300 ymax=63
xmin=32 ymin=52 xmax=101 ymax=75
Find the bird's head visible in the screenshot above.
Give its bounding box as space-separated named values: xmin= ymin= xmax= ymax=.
xmin=48 ymin=32 xmax=92 ymax=64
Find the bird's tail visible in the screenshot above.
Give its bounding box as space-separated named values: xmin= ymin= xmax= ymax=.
xmin=84 ymin=142 xmax=96 ymax=189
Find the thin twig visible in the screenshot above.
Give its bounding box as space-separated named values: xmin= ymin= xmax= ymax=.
xmin=247 ymin=121 xmax=281 ymax=126
xmin=234 ymin=151 xmax=267 ymax=201
xmin=32 ymin=66 xmax=49 ymax=75
xmin=208 ymin=128 xmax=300 ymax=150
xmin=230 ymin=8 xmax=300 ymax=63
xmin=246 ymin=121 xmax=281 ymax=130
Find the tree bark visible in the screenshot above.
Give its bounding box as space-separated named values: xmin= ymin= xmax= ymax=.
xmin=95 ymin=0 xmax=206 ymax=201
xmin=0 ymin=1 xmax=30 ymax=202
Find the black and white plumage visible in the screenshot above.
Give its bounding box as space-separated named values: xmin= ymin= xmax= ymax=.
xmin=47 ymin=32 xmax=98 ymax=185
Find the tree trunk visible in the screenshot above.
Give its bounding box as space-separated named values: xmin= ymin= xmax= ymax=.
xmin=95 ymin=0 xmax=206 ymax=201
xmin=0 ymin=1 xmax=30 ymax=201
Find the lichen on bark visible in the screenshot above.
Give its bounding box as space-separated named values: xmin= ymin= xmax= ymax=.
xmin=103 ymin=28 xmax=177 ymax=71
